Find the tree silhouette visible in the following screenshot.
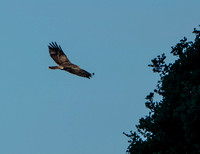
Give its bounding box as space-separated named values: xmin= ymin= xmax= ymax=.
xmin=124 ymin=27 xmax=200 ymax=153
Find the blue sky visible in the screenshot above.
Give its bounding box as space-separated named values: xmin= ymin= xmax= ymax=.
xmin=0 ymin=0 xmax=200 ymax=153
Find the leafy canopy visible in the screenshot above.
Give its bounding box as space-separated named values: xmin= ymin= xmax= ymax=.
xmin=124 ymin=27 xmax=200 ymax=153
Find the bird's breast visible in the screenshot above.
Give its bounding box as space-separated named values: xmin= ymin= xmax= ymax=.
xmin=58 ymin=65 xmax=64 ymax=69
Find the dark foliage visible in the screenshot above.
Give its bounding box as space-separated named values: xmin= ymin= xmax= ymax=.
xmin=124 ymin=27 xmax=200 ymax=153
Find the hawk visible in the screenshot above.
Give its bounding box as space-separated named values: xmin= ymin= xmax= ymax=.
xmin=48 ymin=42 xmax=94 ymax=79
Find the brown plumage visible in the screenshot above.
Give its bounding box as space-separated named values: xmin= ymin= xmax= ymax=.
xmin=48 ymin=42 xmax=94 ymax=79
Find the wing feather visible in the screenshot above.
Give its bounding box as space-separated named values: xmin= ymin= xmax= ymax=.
xmin=65 ymin=66 xmax=94 ymax=79
xmin=48 ymin=42 xmax=70 ymax=65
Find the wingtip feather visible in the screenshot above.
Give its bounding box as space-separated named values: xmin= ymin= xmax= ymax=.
xmin=48 ymin=42 xmax=62 ymax=50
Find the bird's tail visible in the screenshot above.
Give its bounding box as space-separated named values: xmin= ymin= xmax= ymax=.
xmin=48 ymin=66 xmax=59 ymax=70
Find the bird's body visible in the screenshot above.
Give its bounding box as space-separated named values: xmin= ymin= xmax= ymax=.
xmin=48 ymin=42 xmax=94 ymax=79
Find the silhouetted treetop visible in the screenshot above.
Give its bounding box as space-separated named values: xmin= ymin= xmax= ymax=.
xmin=124 ymin=26 xmax=200 ymax=154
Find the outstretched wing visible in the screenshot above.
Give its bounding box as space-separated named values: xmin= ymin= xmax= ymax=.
xmin=48 ymin=42 xmax=70 ymax=65
xmin=65 ymin=66 xmax=94 ymax=79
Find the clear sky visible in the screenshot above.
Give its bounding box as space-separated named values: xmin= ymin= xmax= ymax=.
xmin=0 ymin=0 xmax=200 ymax=153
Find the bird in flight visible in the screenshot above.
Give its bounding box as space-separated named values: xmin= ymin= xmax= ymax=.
xmin=48 ymin=42 xmax=94 ymax=79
